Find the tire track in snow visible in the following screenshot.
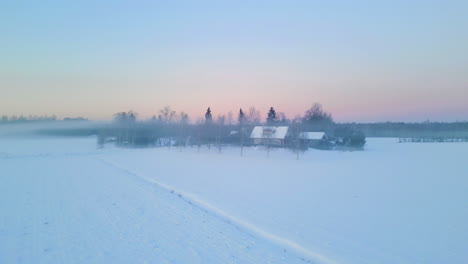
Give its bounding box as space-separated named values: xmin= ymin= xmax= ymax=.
xmin=98 ymin=158 xmax=338 ymax=264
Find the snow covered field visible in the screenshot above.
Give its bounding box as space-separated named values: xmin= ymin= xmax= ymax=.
xmin=1 ymin=135 xmax=467 ymax=264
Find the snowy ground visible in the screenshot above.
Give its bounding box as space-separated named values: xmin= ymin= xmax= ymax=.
xmin=1 ymin=136 xmax=467 ymax=264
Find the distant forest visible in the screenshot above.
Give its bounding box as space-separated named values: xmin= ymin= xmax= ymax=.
xmin=337 ymin=122 xmax=468 ymax=139
xmin=0 ymin=115 xmax=87 ymax=123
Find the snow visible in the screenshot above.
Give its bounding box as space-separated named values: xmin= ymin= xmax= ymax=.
xmin=0 ymin=137 xmax=312 ymax=264
xmin=1 ymin=135 xmax=467 ymax=263
xmin=250 ymin=126 xmax=289 ymax=139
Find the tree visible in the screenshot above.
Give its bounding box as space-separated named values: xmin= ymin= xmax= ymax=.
xmin=238 ymin=108 xmax=245 ymax=124
xmin=265 ymin=107 xmax=278 ymax=158
xmin=113 ymin=111 xmax=137 ymax=145
xmin=158 ymin=106 xmax=176 ymax=123
xmin=128 ymin=112 xmax=136 ymax=123
xmin=247 ymin=107 xmax=261 ymax=125
xmin=303 ymin=103 xmax=333 ymax=130
xmin=266 ymin=107 xmax=277 ymax=125
xmin=334 ymin=126 xmax=366 ymax=147
xmin=178 ymin=112 xmax=189 ymax=150
xmin=203 ymin=107 xmax=214 ymax=149
xmin=238 ymin=108 xmax=246 ymax=156
xmin=114 ymin=112 xmax=127 ymax=123
xmin=289 ymin=117 xmax=306 ymax=160
xmin=205 ymin=107 xmax=213 ymax=124
xmin=215 ymin=115 xmax=225 ymax=153
xmin=303 ymin=103 xmax=333 ymax=123
xmin=277 ymin=112 xmax=288 ymax=125
xmin=226 ymin=111 xmax=234 ymax=126
xmin=114 ymin=111 xmax=137 ymax=124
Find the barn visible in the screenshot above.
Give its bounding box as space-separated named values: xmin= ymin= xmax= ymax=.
xmin=250 ymin=126 xmax=289 ymax=145
xmin=298 ymin=132 xmax=328 ymax=146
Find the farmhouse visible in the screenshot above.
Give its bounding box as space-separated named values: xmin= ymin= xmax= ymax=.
xmin=299 ymin=132 xmax=328 ymax=146
xmin=250 ymin=126 xmax=289 ymax=145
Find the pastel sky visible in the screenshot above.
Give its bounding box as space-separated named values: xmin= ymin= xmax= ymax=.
xmin=1 ymin=0 xmax=467 ymax=122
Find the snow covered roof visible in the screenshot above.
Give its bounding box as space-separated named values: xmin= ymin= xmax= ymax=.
xmin=250 ymin=126 xmax=289 ymax=139
xmin=299 ymin=132 xmax=326 ymax=140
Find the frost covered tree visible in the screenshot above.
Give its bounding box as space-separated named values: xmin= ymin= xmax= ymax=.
xmin=157 ymin=106 xmax=177 ymax=147
xmin=177 ymin=112 xmax=189 ymax=150
xmin=113 ymin=111 xmax=137 ymax=145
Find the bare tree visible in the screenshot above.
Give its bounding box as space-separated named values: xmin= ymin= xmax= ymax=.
xmin=278 ymin=112 xmax=288 ymax=125
xmin=195 ymin=118 xmax=205 ymax=152
xmin=216 ymin=115 xmax=225 ymax=153
xmin=158 ymin=106 xmax=176 ymax=123
xmin=226 ymin=111 xmax=234 ymax=126
xmin=303 ymin=103 xmax=333 ymax=131
xmin=157 ymin=106 xmax=176 ymax=148
xmin=290 ymin=116 xmax=305 ymax=160
xmin=178 ymin=112 xmax=189 ymax=151
xmin=247 ymin=107 xmax=261 ymax=125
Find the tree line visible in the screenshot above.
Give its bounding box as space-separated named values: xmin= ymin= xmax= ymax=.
xmin=0 ymin=115 xmax=88 ymax=124
xmin=338 ymin=121 xmax=468 ymax=139
xmin=1 ymin=115 xmax=58 ymax=124
xmin=7 ymin=105 xmax=466 ymax=149
xmin=98 ymin=103 xmax=368 ymax=151
xmin=101 ymin=104 xmax=468 ymax=150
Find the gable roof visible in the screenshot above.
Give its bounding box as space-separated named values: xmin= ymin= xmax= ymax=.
xmin=250 ymin=126 xmax=289 ymax=139
xmin=299 ymin=132 xmax=326 ymax=140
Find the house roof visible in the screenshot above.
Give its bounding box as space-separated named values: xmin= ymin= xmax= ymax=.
xmin=250 ymin=126 xmax=289 ymax=139
xmin=299 ymin=132 xmax=326 ymax=140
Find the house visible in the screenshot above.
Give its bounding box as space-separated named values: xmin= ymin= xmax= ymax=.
xmin=298 ymin=132 xmax=328 ymax=146
xmin=250 ymin=126 xmax=289 ymax=145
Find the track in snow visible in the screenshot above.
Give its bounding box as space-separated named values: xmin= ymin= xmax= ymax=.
xmin=98 ymin=158 xmax=336 ymax=264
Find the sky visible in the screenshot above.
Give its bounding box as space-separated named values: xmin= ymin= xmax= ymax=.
xmin=1 ymin=0 xmax=467 ymax=122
